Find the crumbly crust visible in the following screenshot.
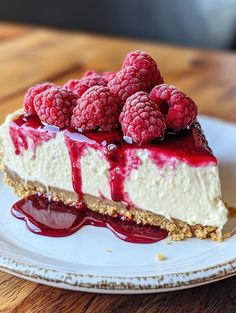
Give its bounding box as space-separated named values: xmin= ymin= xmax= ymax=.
xmin=2 ymin=166 xmax=222 ymax=241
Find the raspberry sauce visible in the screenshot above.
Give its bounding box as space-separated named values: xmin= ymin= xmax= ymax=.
xmin=9 ymin=114 xmax=59 ymax=158
xmin=64 ymin=129 xmax=135 ymax=206
xmin=11 ymin=195 xmax=168 ymax=244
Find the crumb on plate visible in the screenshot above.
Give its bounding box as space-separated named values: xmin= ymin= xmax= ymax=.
xmin=155 ymin=253 xmax=166 ymax=261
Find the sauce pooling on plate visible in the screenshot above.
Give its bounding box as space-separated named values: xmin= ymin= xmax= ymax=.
xmin=11 ymin=195 xmax=168 ymax=244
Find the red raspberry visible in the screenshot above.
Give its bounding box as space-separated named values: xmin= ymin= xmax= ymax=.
xmin=81 ymin=72 xmax=106 ymax=86
xmin=34 ymin=86 xmax=78 ymax=129
xmin=108 ymin=66 xmax=154 ymax=109
xmin=63 ymin=79 xmax=80 ymax=92
xmin=71 ymin=86 xmax=119 ymax=131
xmin=64 ymin=73 xmax=106 ymax=98
xmin=149 ymin=84 xmax=198 ymax=131
xmin=119 ymin=91 xmax=166 ymax=143
xmin=122 ymin=50 xmax=164 ymax=89
xmin=102 ymin=71 xmax=116 ymax=82
xmin=24 ymin=82 xmax=55 ymax=115
xmin=82 ymin=70 xmax=98 ymax=77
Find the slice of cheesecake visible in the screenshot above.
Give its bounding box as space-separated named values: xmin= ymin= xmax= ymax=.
xmin=0 ymin=109 xmax=227 ymax=240
xmin=0 ymin=50 xmax=229 ymax=241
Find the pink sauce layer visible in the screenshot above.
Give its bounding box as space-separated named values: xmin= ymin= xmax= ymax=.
xmin=11 ymin=195 xmax=168 ymax=244
xmin=9 ymin=114 xmax=217 ymax=242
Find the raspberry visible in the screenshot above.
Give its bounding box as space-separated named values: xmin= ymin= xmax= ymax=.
xmin=108 ymin=66 xmax=154 ymax=109
xmin=71 ymin=86 xmax=119 ymax=131
xmin=63 ymin=79 xmax=80 ymax=92
xmin=83 ymin=70 xmax=98 ymax=77
xmin=149 ymin=84 xmax=198 ymax=131
xmin=81 ymin=73 xmax=106 ymax=86
xmin=24 ymin=82 xmax=55 ymax=115
xmin=102 ymin=71 xmax=116 ymax=82
xmin=119 ymin=91 xmax=166 ymax=143
xmin=64 ymin=73 xmax=106 ymax=98
xmin=122 ymin=50 xmax=164 ymax=89
xmin=34 ymin=86 xmax=78 ymax=129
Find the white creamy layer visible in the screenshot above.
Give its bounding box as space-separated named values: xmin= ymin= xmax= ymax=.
xmin=125 ymin=150 xmax=227 ymax=228
xmin=0 ymin=111 xmax=228 ymax=229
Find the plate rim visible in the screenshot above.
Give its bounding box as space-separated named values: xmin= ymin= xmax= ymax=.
xmin=0 ymin=251 xmax=235 ymax=292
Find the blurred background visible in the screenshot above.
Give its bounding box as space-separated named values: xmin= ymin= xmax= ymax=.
xmin=1 ymin=0 xmax=236 ymax=50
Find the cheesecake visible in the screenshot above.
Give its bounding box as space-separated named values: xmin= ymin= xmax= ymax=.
xmin=0 ymin=51 xmax=228 ymax=241
xmin=0 ymin=110 xmax=227 ymax=241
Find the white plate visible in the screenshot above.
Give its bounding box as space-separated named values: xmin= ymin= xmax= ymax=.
xmin=0 ymin=115 xmax=235 ymax=294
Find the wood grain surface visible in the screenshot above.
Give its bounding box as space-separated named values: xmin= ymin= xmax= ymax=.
xmin=0 ymin=23 xmax=235 ymax=313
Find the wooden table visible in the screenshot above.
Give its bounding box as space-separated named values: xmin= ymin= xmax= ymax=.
xmin=0 ymin=23 xmax=235 ymax=313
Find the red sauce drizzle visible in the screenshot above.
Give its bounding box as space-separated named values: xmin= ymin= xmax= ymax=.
xmin=64 ymin=129 xmax=135 ymax=206
xmin=11 ymin=195 xmax=168 ymax=244
xmin=9 ymin=114 xmax=58 ymax=158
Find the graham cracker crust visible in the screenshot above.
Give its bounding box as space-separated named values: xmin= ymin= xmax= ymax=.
xmin=2 ymin=166 xmax=221 ymax=241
